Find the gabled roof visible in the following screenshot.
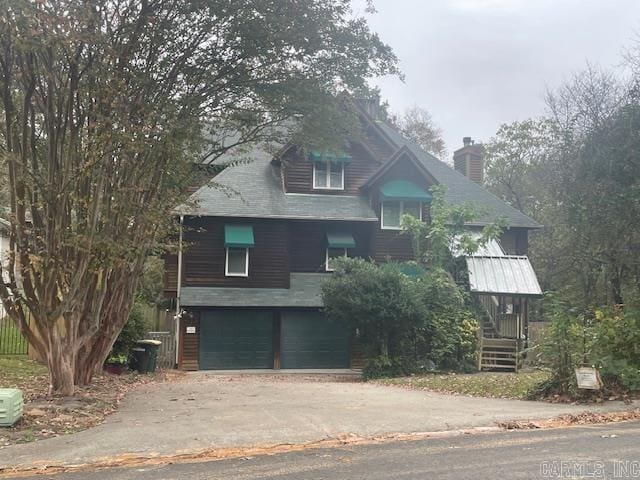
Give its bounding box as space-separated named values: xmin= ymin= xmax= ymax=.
xmin=374 ymin=122 xmax=541 ymax=229
xmin=361 ymin=145 xmax=436 ymax=190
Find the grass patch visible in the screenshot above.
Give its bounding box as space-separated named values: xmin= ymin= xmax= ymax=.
xmin=0 ymin=355 xmax=48 ymax=387
xmin=377 ymin=370 xmax=551 ymax=400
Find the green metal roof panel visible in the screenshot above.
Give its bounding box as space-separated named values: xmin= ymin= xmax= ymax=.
xmin=326 ymin=232 xmax=356 ymax=248
xmin=380 ymin=180 xmax=432 ymax=202
xmin=224 ymin=225 xmax=254 ymax=247
xmin=466 ymin=255 xmax=542 ymax=296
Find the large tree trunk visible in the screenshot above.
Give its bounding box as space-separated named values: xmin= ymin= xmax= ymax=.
xmin=47 ymin=340 xmax=77 ymax=396
xmin=74 ymin=264 xmax=143 ymax=386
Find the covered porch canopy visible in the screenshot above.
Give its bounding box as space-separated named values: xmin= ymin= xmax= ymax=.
xmin=466 ymin=255 xmax=542 ymax=297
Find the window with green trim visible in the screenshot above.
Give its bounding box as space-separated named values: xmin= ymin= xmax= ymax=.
xmin=381 ymin=201 xmax=422 ymax=230
xmin=313 ymin=162 xmax=344 ymax=190
xmin=225 ymin=247 xmax=249 ymax=277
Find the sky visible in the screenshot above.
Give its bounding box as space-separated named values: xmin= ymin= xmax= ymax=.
xmin=353 ymin=0 xmax=640 ymax=157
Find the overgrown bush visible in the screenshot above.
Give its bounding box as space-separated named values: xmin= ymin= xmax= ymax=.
xmin=422 ymin=269 xmax=478 ymax=372
xmin=322 ymin=258 xmax=478 ymax=378
xmin=109 ymin=303 xmax=151 ymax=360
xmin=534 ymin=296 xmax=640 ymax=396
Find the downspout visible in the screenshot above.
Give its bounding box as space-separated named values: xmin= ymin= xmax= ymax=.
xmin=175 ymin=214 xmax=184 ymax=367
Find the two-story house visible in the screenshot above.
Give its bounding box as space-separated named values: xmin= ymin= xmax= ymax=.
xmin=165 ymin=99 xmax=542 ymax=371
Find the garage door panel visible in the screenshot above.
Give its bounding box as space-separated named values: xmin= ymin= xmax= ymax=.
xmin=199 ymin=311 xmax=273 ymax=369
xmin=281 ymin=311 xmax=350 ymax=369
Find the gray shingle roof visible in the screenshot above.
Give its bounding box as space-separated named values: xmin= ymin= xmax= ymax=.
xmin=178 ymin=143 xmax=378 ymax=221
xmin=375 ymin=122 xmax=541 ymax=229
xmin=180 ymin=120 xmax=540 ymax=229
xmin=180 ymin=273 xmax=327 ymax=307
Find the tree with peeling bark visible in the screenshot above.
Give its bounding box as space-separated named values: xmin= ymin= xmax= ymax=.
xmin=0 ymin=0 xmax=398 ymax=394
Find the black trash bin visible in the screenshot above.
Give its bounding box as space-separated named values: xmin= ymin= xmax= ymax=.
xmin=130 ymin=347 xmax=149 ymax=373
xmin=136 ymin=340 xmax=162 ymax=373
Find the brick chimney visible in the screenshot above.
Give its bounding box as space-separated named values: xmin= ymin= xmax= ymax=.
xmin=453 ymin=137 xmax=484 ymax=184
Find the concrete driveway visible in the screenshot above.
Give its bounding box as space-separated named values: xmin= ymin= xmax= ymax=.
xmin=0 ymin=373 xmax=636 ymax=471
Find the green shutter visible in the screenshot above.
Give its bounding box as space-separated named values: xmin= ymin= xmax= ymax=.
xmin=224 ymin=225 xmax=255 ymax=248
xmin=309 ymin=150 xmax=352 ymax=164
xmin=380 ymin=180 xmax=432 ymax=202
xmin=326 ymin=232 xmax=356 ymax=249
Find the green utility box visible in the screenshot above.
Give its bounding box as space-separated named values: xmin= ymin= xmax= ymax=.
xmin=0 ymin=388 xmax=23 ymax=427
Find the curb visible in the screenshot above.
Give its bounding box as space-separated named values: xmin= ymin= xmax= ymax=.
xmin=0 ymin=426 xmax=502 ymax=477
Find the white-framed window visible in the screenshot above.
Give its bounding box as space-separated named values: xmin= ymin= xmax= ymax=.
xmin=225 ymin=247 xmax=249 ymax=277
xmin=381 ymin=201 xmax=422 ymax=230
xmin=313 ymin=162 xmax=344 ymax=190
xmin=325 ymin=247 xmax=348 ymax=272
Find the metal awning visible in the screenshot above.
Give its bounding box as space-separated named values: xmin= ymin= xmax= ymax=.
xmin=224 ymin=225 xmax=255 ymax=248
xmin=309 ymin=150 xmax=352 ymax=163
xmin=326 ymin=232 xmax=356 ymax=249
xmin=450 ymin=233 xmax=505 ymax=257
xmin=466 ymin=255 xmax=542 ymax=297
xmin=379 ymin=180 xmax=432 ymax=202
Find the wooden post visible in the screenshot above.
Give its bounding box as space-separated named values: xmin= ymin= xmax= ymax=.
xmin=477 ymin=323 xmax=483 ymax=371
xmin=272 ymin=311 xmax=281 ymax=369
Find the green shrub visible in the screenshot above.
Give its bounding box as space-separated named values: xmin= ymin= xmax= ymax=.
xmin=418 ymin=268 xmax=478 ymax=372
xmin=535 ymin=298 xmax=640 ymax=395
xmin=322 ymin=258 xmax=478 ymax=378
xmin=110 ymin=302 xmax=150 ymax=359
xmin=589 ymin=306 xmax=640 ymax=391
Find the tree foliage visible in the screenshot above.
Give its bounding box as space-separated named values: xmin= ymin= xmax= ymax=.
xmin=322 ymin=188 xmax=506 ymax=377
xmin=392 ymin=106 xmax=446 ymax=160
xmin=484 ymin=64 xmax=640 ymax=308
xmin=535 ymin=298 xmax=640 ymax=396
xmin=0 ymin=0 xmax=398 ymax=394
xmin=321 ymin=258 xmax=477 ymax=377
xmin=401 ymin=185 xmax=507 ymax=272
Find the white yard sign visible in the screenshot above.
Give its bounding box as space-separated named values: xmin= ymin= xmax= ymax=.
xmin=575 ymin=367 xmax=602 ymax=390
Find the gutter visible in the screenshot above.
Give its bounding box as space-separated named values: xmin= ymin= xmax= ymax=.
xmin=175 ymin=214 xmax=184 ymax=367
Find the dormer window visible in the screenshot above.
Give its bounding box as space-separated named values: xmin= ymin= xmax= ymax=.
xmin=309 ymin=150 xmax=351 ymax=191
xmin=381 ymin=201 xmax=422 ymax=230
xmin=313 ymin=162 xmax=344 ymax=190
xmin=379 ymin=180 xmax=432 ymax=230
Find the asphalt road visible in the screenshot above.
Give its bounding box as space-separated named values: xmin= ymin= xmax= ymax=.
xmin=8 ymin=421 xmax=640 ymax=480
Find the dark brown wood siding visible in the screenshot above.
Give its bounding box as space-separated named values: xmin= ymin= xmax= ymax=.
xmin=179 ymin=311 xmax=200 ymax=371
xmin=183 ymin=217 xmax=289 ymax=288
xmin=289 ymin=221 xmax=374 ymax=272
xmin=164 ymin=254 xmax=178 ymax=296
xmin=371 ymin=229 xmax=415 ymax=263
xmin=500 ymin=228 xmax=529 ymax=255
xmin=283 ymin=143 xmax=382 ymax=195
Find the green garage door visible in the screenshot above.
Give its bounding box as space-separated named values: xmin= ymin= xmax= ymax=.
xmin=281 ymin=311 xmax=350 ymax=369
xmin=199 ymin=311 xmax=273 ymax=369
